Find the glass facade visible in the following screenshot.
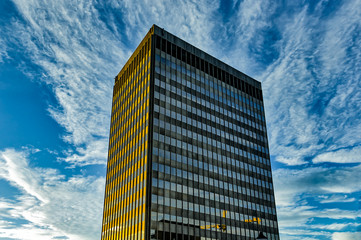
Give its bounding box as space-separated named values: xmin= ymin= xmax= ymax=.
xmin=101 ymin=25 xmax=279 ymax=240
xmin=101 ymin=33 xmax=152 ymax=240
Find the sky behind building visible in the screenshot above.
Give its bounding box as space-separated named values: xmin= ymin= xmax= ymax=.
xmin=0 ymin=0 xmax=360 ymax=240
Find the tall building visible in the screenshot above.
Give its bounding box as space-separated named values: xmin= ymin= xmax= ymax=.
xmin=101 ymin=25 xmax=279 ymax=240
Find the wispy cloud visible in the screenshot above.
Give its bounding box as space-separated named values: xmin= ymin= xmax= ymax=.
xmin=0 ymin=37 xmax=9 ymax=63
xmin=273 ymin=165 xmax=361 ymax=207
xmin=112 ymin=0 xmax=221 ymax=54
xmin=273 ymin=164 xmax=361 ymax=238
xmin=279 ymin=228 xmax=331 ymax=240
xmin=0 ymin=149 xmax=48 ymax=203
xmin=276 ymin=156 xmax=307 ymax=166
xmin=332 ymin=232 xmax=361 ymax=240
xmin=210 ymin=0 xmax=279 ymax=74
xmin=313 ymin=146 xmax=361 ymax=164
xmin=7 ymin=0 xmax=131 ymax=166
xmin=310 ymin=223 xmax=360 ymax=231
xmin=317 ymin=194 xmax=357 ymax=204
xmin=0 ymin=148 xmax=104 ymax=240
xmin=256 ymin=1 xmax=361 ymax=237
xmin=261 ymin=0 xmax=361 ymax=166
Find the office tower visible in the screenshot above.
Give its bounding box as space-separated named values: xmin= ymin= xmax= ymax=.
xmin=101 ymin=25 xmax=279 ymax=240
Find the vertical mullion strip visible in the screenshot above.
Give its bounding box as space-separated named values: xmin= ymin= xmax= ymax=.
xmin=101 ymin=81 xmax=118 ymax=240
xmin=144 ymin=33 xmax=154 ymax=240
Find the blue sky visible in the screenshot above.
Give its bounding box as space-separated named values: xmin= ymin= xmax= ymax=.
xmin=0 ymin=0 xmax=360 ymax=239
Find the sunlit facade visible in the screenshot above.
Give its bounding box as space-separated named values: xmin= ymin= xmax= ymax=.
xmin=101 ymin=25 xmax=279 ymax=240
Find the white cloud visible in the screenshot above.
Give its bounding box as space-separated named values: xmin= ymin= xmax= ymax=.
xmin=318 ymin=194 xmax=357 ymax=204
xmin=332 ymin=232 xmax=361 ymax=240
xmin=278 ymin=205 xmax=358 ymax=225
xmin=216 ymin=0 xmax=277 ymax=73
xmin=276 ymin=156 xmax=307 ymax=166
xmin=60 ymin=138 xmax=109 ymax=166
xmin=310 ymin=223 xmax=360 ymax=231
xmin=0 ymin=37 xmax=9 ymax=63
xmin=273 ymin=164 xmax=361 ymax=238
xmin=261 ymin=3 xmax=361 ymax=236
xmin=261 ymin=6 xmax=324 ymax=163
xmin=260 ymin=0 xmax=361 ymax=167
xmin=317 ymin=0 xmax=361 ymax=150
xmin=279 ymin=228 xmax=331 ymax=240
xmin=273 ymin=165 xmax=361 ymax=207
xmin=313 ymin=146 xmax=361 ymax=164
xmin=0 ymin=148 xmax=104 ymax=240
xmin=8 ymin=0 xmax=127 ymax=166
xmin=0 ymin=149 xmax=49 ymax=203
xmin=114 ymin=0 xmax=220 ymax=54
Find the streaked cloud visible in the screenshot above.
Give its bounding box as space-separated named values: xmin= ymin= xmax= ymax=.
xmin=273 ymin=165 xmax=361 ymax=206
xmin=258 ymin=1 xmax=361 ymax=237
xmin=261 ymin=0 xmax=361 ymax=165
xmin=8 ymin=0 xmax=128 ymax=166
xmin=332 ymin=231 xmax=361 ymax=240
xmin=118 ymin=0 xmax=220 ymax=49
xmin=317 ymin=194 xmax=357 ymax=204
xmin=313 ymin=146 xmax=361 ymax=164
xmin=273 ymin=164 xmax=361 ymax=239
xmin=0 ymin=148 xmax=104 ymax=240
xmin=276 ymin=156 xmax=307 ymax=166
xmin=0 ymin=37 xmax=9 ymax=63
xmin=311 ymin=223 xmax=360 ymax=231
